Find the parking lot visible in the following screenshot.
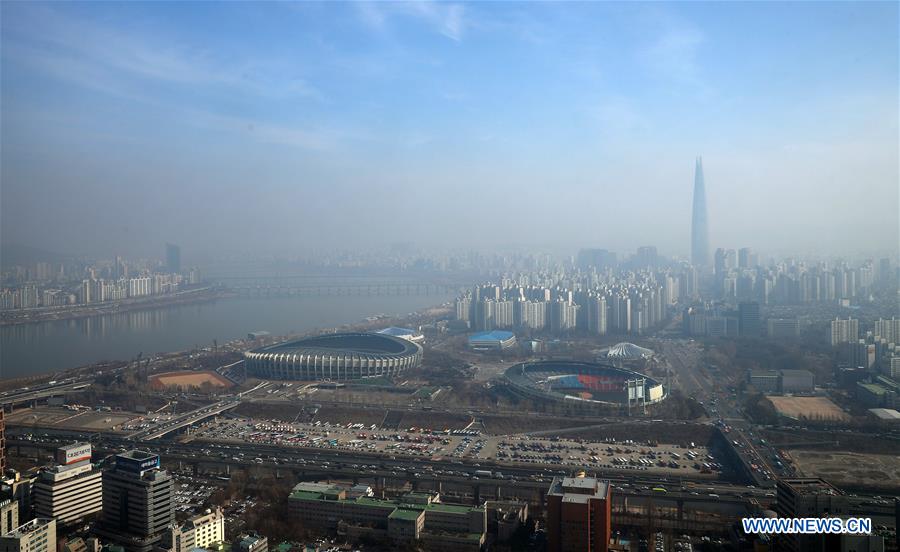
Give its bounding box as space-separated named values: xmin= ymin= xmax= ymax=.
xmin=192 ymin=418 xmax=721 ymax=478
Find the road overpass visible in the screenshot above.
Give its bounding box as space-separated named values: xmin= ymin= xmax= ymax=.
xmin=126 ymin=400 xmax=241 ymax=441
xmin=0 ymin=380 xmax=91 ymax=410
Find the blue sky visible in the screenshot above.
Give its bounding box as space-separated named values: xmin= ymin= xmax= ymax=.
xmin=1 ymin=1 xmax=897 ymax=259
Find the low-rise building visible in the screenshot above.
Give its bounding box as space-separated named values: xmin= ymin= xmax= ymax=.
xmin=287 ymin=483 xmax=486 ymax=548
xmin=236 ymin=535 xmax=266 ymax=552
xmin=780 ymin=370 xmax=814 ymax=394
xmin=162 ymin=508 xmax=224 ymax=552
xmin=0 ymin=500 xmax=18 ymax=536
xmin=0 ymin=518 xmax=56 ymax=552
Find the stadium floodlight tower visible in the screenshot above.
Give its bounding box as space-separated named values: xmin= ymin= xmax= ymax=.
xmin=625 ymin=377 xmax=647 ymax=416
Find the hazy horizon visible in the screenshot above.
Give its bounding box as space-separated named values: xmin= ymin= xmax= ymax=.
xmin=2 ymin=2 xmax=898 ymax=262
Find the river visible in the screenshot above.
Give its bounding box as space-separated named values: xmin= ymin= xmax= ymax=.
xmin=0 ymin=291 xmax=454 ymax=379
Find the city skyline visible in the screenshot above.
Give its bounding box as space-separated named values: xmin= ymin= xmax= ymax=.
xmin=1 ymin=2 xmax=897 ymax=260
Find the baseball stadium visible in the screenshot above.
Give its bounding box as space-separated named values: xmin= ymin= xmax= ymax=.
xmin=504 ymin=360 xmax=666 ymax=406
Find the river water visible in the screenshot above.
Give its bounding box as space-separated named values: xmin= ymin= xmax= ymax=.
xmin=0 ymin=291 xmax=454 ymax=379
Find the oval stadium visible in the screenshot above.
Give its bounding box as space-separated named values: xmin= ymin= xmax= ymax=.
xmin=504 ymin=360 xmax=666 ymax=406
xmin=244 ymin=332 xmax=423 ymax=381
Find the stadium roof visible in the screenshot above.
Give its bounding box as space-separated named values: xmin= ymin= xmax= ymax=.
xmin=378 ymin=326 xmax=418 ymax=337
xmin=468 ymin=330 xmax=515 ymax=342
xmin=606 ymin=342 xmax=654 ymax=360
xmin=254 ymin=332 xmax=417 ymax=356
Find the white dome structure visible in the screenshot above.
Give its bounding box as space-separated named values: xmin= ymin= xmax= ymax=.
xmin=606 ymin=342 xmax=654 ymax=360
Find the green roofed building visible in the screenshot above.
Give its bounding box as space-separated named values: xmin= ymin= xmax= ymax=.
xmin=288 ymin=483 xmax=485 ymax=551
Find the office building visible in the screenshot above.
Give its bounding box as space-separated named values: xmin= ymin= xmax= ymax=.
xmin=775 ymin=479 xmax=850 ymax=552
xmin=32 ymin=444 xmax=102 ymax=526
xmin=768 ymin=318 xmax=800 ymax=339
xmin=690 ymin=157 xmax=710 ymax=267
xmin=830 ymin=318 xmax=859 ymax=347
xmin=780 ymin=370 xmax=815 ymax=394
xmin=0 ymin=518 xmax=56 ymax=552
xmin=97 ymin=451 xmax=174 ymax=552
xmin=0 ymin=410 xmax=5 ymax=474
xmin=162 ymin=508 xmax=224 ymax=552
xmin=165 ymin=244 xmax=181 ymax=274
xmin=0 ymin=500 xmax=17 ymax=536
xmin=546 ymin=475 xmax=611 ymax=552
xmin=738 ymin=302 xmax=761 ymax=338
xmin=749 ymin=370 xmax=781 ymax=394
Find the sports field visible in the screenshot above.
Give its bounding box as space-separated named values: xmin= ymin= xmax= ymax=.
xmin=767 ymin=396 xmax=849 ymax=421
xmin=790 ymin=450 xmax=900 ymax=491
xmin=150 ymin=370 xmax=232 ymax=389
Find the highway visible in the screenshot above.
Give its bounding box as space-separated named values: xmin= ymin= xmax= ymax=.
xmin=126 ymin=400 xmax=241 ymax=441
xmin=0 ymin=379 xmax=92 ymax=407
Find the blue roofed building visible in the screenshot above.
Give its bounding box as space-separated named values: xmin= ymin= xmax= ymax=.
xmin=468 ymin=330 xmax=516 ymax=351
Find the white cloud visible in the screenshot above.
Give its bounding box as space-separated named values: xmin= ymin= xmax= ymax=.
xmin=355 ymin=1 xmax=467 ymax=41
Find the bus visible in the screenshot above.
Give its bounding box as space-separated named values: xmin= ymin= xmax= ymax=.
xmin=652 ymin=487 xmax=668 ymax=494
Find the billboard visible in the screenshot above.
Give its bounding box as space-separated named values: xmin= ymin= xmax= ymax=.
xmin=116 ymin=452 xmax=161 ymax=474
xmin=56 ymin=443 xmax=92 ymax=466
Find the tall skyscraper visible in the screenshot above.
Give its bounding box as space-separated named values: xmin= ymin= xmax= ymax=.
xmin=690 ymin=157 xmax=709 ymax=267
xmin=97 ymin=451 xmax=174 ymax=552
xmin=165 ymin=243 xmax=181 ymax=274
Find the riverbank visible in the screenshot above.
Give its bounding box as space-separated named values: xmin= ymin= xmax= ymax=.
xmin=0 ymin=299 xmax=453 ymax=389
xmin=0 ymin=286 xmax=230 ymax=327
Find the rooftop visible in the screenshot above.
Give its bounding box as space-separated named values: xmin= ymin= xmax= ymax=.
xmin=427 ymin=503 xmax=482 ymax=514
xmin=858 ymin=383 xmax=889 ymax=395
xmin=468 ymin=330 xmax=515 ymax=342
xmin=548 ymin=476 xmax=610 ymax=499
xmin=868 ymin=408 xmax=900 ymax=420
xmin=118 ymin=450 xmax=156 ymax=461
xmin=389 ymin=508 xmax=424 ymax=521
xmin=3 ymin=518 xmax=54 ymax=538
xmin=780 ymin=478 xmax=842 ymax=496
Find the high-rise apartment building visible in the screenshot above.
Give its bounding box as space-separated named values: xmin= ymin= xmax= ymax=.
xmin=97 ymin=451 xmax=174 ymax=552
xmin=690 ymin=157 xmax=709 ymax=268
xmin=32 ymin=444 xmax=102 ymax=527
xmin=874 ymin=317 xmax=900 ymax=344
xmin=738 ymin=247 xmax=755 ymax=269
xmin=830 ymin=317 xmax=859 ymax=347
xmin=546 ymin=475 xmax=611 ymax=552
xmin=0 ymin=518 xmax=56 ymax=552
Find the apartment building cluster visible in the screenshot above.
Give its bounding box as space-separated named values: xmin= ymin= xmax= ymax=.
xmin=455 ymin=275 xmax=673 ymax=337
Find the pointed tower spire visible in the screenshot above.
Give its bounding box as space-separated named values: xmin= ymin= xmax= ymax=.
xmin=691 ymin=157 xmax=709 ymax=267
